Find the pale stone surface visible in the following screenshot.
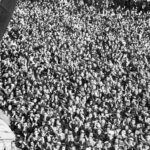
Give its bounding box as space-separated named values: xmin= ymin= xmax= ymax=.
xmin=0 ymin=119 xmax=16 ymax=150
xmin=0 ymin=110 xmax=10 ymax=126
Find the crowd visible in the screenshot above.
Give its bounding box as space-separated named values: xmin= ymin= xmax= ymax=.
xmin=1 ymin=0 xmax=150 ymax=149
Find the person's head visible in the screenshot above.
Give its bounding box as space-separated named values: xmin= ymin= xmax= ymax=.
xmin=146 ymin=134 xmax=150 ymax=142
xmin=142 ymin=144 xmax=149 ymax=150
xmin=103 ymin=141 xmax=111 ymax=149
xmin=125 ymin=125 xmax=129 ymax=131
xmin=101 ymin=118 xmax=106 ymax=126
xmin=41 ymin=130 xmax=46 ymax=137
xmin=97 ymin=129 xmax=102 ymax=135
xmin=30 ymin=146 xmax=34 ymax=150
xmin=127 ymin=137 xmax=134 ymax=146
xmin=131 ymin=118 xmax=136 ymax=126
xmin=8 ymin=104 xmax=12 ymax=111
xmin=96 ymin=140 xmax=102 ymax=148
xmin=80 ymin=130 xmax=85 ymax=137
xmin=70 ymin=145 xmax=76 ymax=150
xmin=61 ymin=145 xmax=66 ymax=150
xmin=0 ymin=82 xmax=2 ymax=87
xmin=56 ymin=142 xmax=61 ymax=149
xmin=121 ymin=130 xmax=126 ymax=138
xmin=126 ymin=117 xmax=131 ymax=124
xmin=141 ymin=99 xmax=146 ymax=106
xmin=74 ymin=126 xmax=79 ymax=133
xmin=44 ymin=125 xmax=49 ymax=131
xmin=30 ymin=141 xmax=34 ymax=146
xmin=137 ymin=142 xmax=143 ymax=149
xmin=126 ymin=99 xmax=130 ymax=107
xmin=89 ymin=132 xmax=93 ymax=138
xmin=85 ymin=122 xmax=90 ymax=129
xmin=64 ymin=128 xmax=68 ymax=134
xmin=85 ymin=147 xmax=92 ymax=150
xmin=148 ymin=83 xmax=150 ymax=90
xmin=118 ymin=146 xmax=124 ymax=150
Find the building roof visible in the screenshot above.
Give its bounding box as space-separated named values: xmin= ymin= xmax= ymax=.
xmin=0 ymin=110 xmax=10 ymax=126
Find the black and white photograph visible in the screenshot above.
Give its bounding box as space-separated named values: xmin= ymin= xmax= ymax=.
xmin=0 ymin=0 xmax=150 ymax=150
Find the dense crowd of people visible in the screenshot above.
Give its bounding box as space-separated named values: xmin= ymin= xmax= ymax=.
xmin=1 ymin=0 xmax=150 ymax=149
